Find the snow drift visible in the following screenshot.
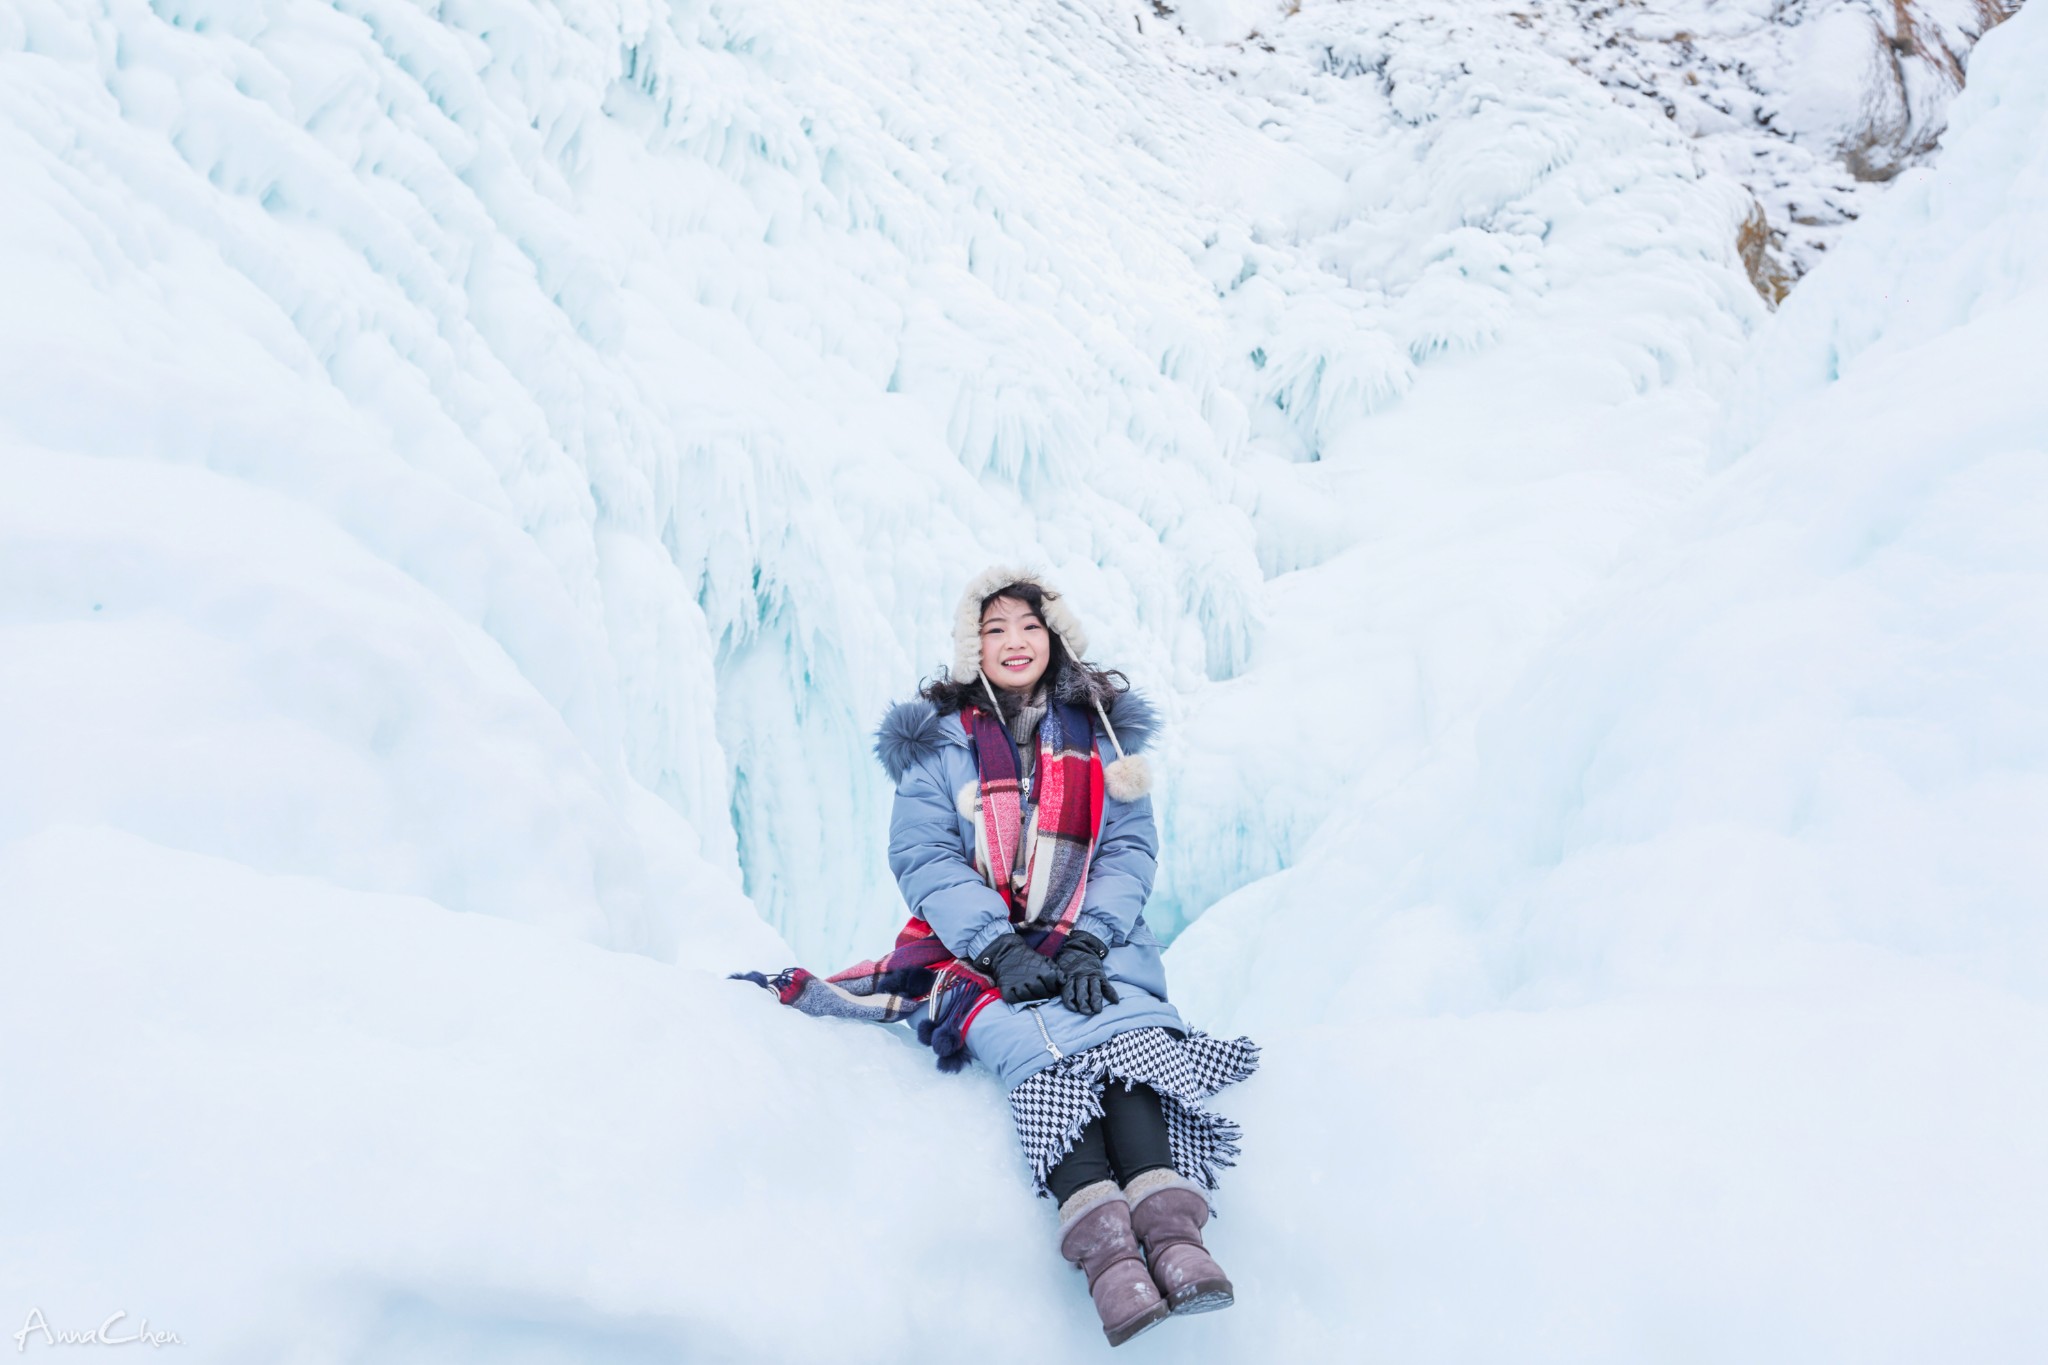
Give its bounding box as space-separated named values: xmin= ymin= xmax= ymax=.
xmin=1170 ymin=7 xmax=2048 ymax=1358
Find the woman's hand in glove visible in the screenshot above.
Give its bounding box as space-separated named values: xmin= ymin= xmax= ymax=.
xmin=974 ymin=932 xmax=1061 ymax=1004
xmin=1053 ymin=930 xmax=1121 ymax=1016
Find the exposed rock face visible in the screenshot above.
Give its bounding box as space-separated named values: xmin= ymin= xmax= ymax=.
xmin=1487 ymin=0 xmax=2021 ymax=298
xmin=1738 ymin=199 xmax=1796 ymax=305
xmin=1155 ymin=0 xmax=2017 ymax=301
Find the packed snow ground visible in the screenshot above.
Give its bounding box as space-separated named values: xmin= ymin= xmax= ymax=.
xmin=3 ymin=0 xmax=2045 ymax=1361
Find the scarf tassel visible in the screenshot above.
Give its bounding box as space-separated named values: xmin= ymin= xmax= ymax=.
xmin=918 ymin=979 xmax=984 ymax=1073
xmin=873 ymin=967 xmax=936 ymax=996
xmin=729 ymin=967 xmax=813 ymax=1006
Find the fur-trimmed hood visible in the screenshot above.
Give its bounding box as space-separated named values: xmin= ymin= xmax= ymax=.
xmin=950 ymin=564 xmax=1090 ymax=682
xmin=874 ymin=686 xmax=1159 ymax=791
xmin=894 ymin=564 xmax=1158 ymax=800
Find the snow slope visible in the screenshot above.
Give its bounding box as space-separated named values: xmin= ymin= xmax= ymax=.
xmin=3 ymin=0 xmax=2045 ymax=1359
xmin=1171 ymin=5 xmax=2048 ymax=1357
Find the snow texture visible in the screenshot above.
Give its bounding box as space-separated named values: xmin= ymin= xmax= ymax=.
xmin=2 ymin=0 xmax=2044 ymax=1359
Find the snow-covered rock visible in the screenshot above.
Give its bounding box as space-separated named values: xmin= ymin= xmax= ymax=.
xmin=1500 ymin=0 xmax=2025 ymax=291
xmin=1161 ymin=0 xmax=2023 ymax=295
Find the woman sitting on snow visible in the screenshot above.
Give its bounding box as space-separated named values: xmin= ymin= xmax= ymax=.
xmin=739 ymin=566 xmax=1258 ymax=1346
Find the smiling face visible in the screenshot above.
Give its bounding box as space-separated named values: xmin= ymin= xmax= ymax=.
xmin=978 ymin=594 xmax=1053 ymax=695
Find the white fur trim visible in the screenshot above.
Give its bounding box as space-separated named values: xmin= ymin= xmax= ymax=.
xmin=1058 ymin=1178 xmax=1126 ymax=1230
xmin=1104 ymin=754 xmax=1153 ymax=802
xmin=1121 ymin=1167 xmax=1188 ymax=1207
xmin=952 ymin=565 xmax=1089 ymax=680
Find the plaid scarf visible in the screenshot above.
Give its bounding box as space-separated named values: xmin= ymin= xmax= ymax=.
xmin=732 ymin=698 xmax=1106 ymax=1071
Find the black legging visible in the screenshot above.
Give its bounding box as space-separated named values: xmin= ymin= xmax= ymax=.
xmin=1044 ymin=1082 xmax=1174 ymax=1205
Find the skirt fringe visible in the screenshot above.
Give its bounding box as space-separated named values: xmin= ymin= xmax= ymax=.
xmin=1007 ymin=1026 xmax=1260 ymax=1199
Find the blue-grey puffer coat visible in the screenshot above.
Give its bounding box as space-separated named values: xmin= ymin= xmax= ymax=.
xmin=875 ymin=687 xmax=1184 ymax=1091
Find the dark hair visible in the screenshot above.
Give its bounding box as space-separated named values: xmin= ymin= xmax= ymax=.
xmin=919 ymin=580 xmax=1129 ymax=715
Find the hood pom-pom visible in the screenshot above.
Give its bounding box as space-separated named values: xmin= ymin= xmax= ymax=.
xmin=1103 ymin=753 xmax=1152 ymax=802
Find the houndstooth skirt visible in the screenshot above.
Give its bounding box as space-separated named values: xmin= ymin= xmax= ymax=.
xmin=1007 ymin=1025 xmax=1260 ymax=1199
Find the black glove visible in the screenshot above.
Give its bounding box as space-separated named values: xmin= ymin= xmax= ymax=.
xmin=1053 ymin=929 xmax=1120 ymax=1016
xmin=974 ymin=932 xmax=1061 ymax=1004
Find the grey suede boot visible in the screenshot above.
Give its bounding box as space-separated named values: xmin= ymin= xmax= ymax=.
xmin=1125 ymin=1169 xmax=1235 ymax=1315
xmin=1057 ymin=1180 xmax=1172 ymax=1346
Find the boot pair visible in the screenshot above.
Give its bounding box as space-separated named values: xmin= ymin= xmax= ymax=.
xmin=1056 ymin=1170 xmax=1234 ymax=1347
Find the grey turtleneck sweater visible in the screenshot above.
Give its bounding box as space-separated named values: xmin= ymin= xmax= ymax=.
xmin=1004 ymin=685 xmax=1048 ymax=790
xmin=1000 ymin=685 xmax=1048 ymax=898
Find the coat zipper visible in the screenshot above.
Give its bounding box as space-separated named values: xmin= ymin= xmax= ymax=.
xmin=1030 ymin=1002 xmax=1064 ymax=1060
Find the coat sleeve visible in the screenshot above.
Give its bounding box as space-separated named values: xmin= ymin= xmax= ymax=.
xmin=888 ymin=755 xmax=1013 ymax=962
xmin=1076 ymin=763 xmax=1158 ymax=948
